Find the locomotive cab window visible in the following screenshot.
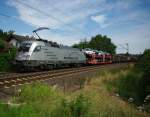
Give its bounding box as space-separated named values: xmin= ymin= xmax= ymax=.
xmin=34 ymin=46 xmax=41 ymax=52
xmin=19 ymin=43 xmax=32 ymax=52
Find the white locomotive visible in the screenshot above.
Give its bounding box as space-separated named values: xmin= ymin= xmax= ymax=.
xmin=15 ymin=40 xmax=86 ymax=70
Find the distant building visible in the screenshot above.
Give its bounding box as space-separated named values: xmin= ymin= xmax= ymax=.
xmin=7 ymin=34 xmax=35 ymax=48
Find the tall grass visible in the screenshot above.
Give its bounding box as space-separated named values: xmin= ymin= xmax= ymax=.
xmin=0 ymin=83 xmax=91 ymax=117
xmin=0 ymin=65 xmax=149 ymax=117
xmin=100 ymin=67 xmax=150 ymax=112
xmin=116 ymin=70 xmax=144 ymax=103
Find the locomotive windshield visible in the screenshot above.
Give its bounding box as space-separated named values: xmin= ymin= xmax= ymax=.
xmin=19 ymin=43 xmax=32 ymax=52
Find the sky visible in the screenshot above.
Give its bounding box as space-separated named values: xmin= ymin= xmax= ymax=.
xmin=0 ymin=0 xmax=150 ymax=54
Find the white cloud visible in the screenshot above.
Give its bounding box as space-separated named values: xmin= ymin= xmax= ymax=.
xmin=33 ymin=30 xmax=82 ymax=46
xmin=113 ymin=23 xmax=150 ymax=54
xmin=7 ymin=0 xmax=107 ymax=44
xmin=6 ymin=0 xmax=150 ymax=53
xmin=7 ymin=0 xmax=104 ymax=29
xmin=91 ymin=14 xmax=109 ymax=28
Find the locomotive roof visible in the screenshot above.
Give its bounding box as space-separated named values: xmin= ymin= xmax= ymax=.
xmin=8 ymin=34 xmax=36 ymax=42
xmin=22 ymin=40 xmax=80 ymax=51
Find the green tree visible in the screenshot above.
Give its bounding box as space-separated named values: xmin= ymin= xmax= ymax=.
xmin=89 ymin=34 xmax=116 ymax=54
xmin=72 ymin=34 xmax=116 ymax=54
xmin=0 ymin=29 xmax=15 ymax=40
xmin=0 ymin=29 xmax=17 ymax=71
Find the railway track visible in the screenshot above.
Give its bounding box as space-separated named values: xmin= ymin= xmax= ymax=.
xmin=0 ymin=65 xmax=107 ymax=89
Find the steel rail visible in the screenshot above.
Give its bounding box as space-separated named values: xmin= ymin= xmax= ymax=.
xmin=0 ymin=65 xmax=105 ymax=88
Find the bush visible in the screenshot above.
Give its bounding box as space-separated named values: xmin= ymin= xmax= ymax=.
xmin=117 ymin=70 xmax=143 ymax=103
xmin=136 ymin=49 xmax=150 ymax=75
xmin=19 ymin=83 xmax=52 ymax=102
xmin=115 ymin=49 xmax=150 ymax=104
xmin=51 ymin=94 xmax=90 ymax=117
xmin=0 ymin=102 xmax=37 ymax=117
xmin=9 ymin=83 xmax=91 ymax=117
xmin=135 ymin=49 xmax=150 ymax=102
xmin=70 ymin=94 xmax=90 ymax=117
xmin=0 ymin=47 xmax=17 ymax=71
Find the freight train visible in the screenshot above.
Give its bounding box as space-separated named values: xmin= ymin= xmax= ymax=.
xmin=14 ymin=39 xmax=137 ymax=71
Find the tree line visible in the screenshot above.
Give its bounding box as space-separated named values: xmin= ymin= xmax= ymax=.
xmin=72 ymin=34 xmax=116 ymax=54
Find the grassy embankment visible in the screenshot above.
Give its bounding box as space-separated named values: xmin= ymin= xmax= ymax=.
xmin=0 ymin=64 xmax=149 ymax=117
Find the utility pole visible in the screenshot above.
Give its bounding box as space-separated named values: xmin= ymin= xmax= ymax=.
xmin=126 ymin=43 xmax=129 ymax=54
xmin=117 ymin=43 xmax=129 ymax=54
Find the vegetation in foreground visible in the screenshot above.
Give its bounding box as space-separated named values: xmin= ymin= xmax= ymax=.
xmin=0 ymin=69 xmax=149 ymax=117
xmin=103 ymin=49 xmax=150 ymax=112
xmin=0 ymin=29 xmax=17 ymax=71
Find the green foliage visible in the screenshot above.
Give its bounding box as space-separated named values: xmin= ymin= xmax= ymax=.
xmin=0 ymin=29 xmax=17 ymax=71
xmin=0 ymin=47 xmax=17 ymax=71
xmin=0 ymin=81 xmax=147 ymax=117
xmin=0 ymin=102 xmax=37 ymax=117
xmin=111 ymin=69 xmax=149 ymax=104
xmin=1 ymin=83 xmax=90 ymax=117
xmin=70 ymin=94 xmax=90 ymax=117
xmin=89 ymin=35 xmax=116 ymax=54
xmin=0 ymin=29 xmax=14 ymax=40
xmin=136 ymin=49 xmax=150 ymax=75
xmin=72 ymin=34 xmax=116 ymax=54
xmin=106 ymin=49 xmax=150 ymax=104
xmin=52 ymin=94 xmax=90 ymax=117
xmin=135 ymin=49 xmax=150 ymax=101
xmin=19 ymin=83 xmax=57 ymax=103
xmin=116 ymin=70 xmax=144 ymax=103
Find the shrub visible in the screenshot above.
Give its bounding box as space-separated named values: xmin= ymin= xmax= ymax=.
xmin=0 ymin=102 xmax=37 ymax=117
xmin=116 ymin=70 xmax=143 ymax=103
xmin=135 ymin=49 xmax=150 ymax=102
xmin=19 ymin=83 xmax=53 ymax=102
xmin=51 ymin=94 xmax=91 ymax=117
xmin=115 ymin=49 xmax=150 ymax=104
xmin=136 ymin=49 xmax=150 ymax=75
xmin=70 ymin=94 xmax=90 ymax=117
xmin=0 ymin=47 xmax=17 ymax=71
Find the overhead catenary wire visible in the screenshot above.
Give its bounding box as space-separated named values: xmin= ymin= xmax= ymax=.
xmin=0 ymin=12 xmax=20 ymax=21
xmin=117 ymin=43 xmax=129 ymax=53
xmin=0 ymin=13 xmax=11 ymax=18
xmin=14 ymin=0 xmax=88 ymax=36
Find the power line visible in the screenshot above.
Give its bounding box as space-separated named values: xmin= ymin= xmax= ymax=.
xmin=14 ymin=0 xmax=87 ymax=35
xmin=0 ymin=13 xmax=11 ymax=18
xmin=0 ymin=12 xmax=20 ymax=21
xmin=117 ymin=43 xmax=129 ymax=53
